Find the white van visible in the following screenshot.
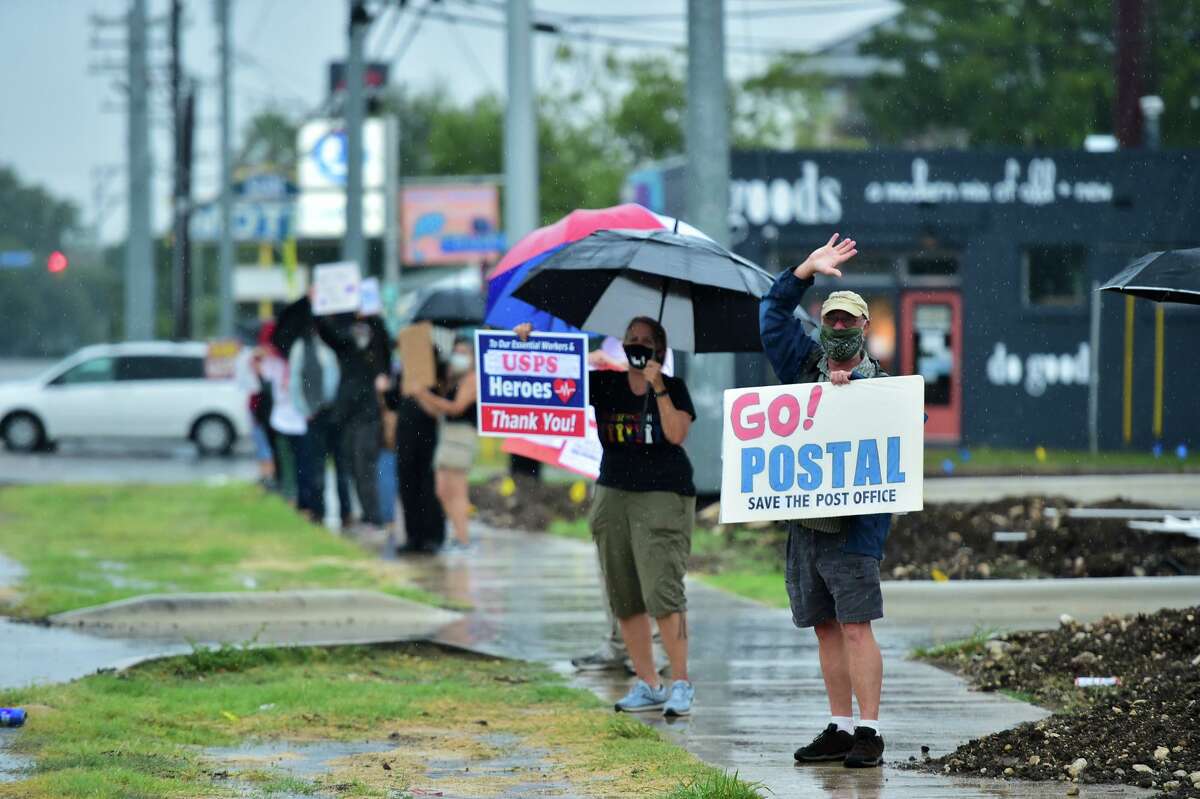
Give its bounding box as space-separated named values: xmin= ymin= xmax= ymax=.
xmin=0 ymin=342 xmax=248 ymax=456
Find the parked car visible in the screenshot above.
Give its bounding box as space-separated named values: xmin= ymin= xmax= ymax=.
xmin=0 ymin=342 xmax=248 ymax=456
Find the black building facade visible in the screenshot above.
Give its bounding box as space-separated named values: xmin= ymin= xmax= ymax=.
xmin=631 ymin=150 xmax=1200 ymax=454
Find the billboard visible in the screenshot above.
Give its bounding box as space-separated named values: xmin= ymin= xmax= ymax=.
xmin=296 ymin=118 xmax=387 ymax=238
xmin=295 ymin=191 xmax=385 ymax=238
xmin=401 ymin=184 xmax=504 ymax=266
xmin=298 ymin=119 xmax=386 ymax=191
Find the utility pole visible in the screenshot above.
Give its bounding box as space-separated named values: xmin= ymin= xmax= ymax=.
xmin=169 ymin=0 xmax=194 ymax=340
xmin=683 ymin=0 xmax=732 ymax=495
xmin=686 ymin=0 xmax=729 ymax=247
xmin=215 ymin=0 xmax=234 ymax=337
xmin=343 ymin=1 xmax=370 ymax=269
xmin=504 ymin=0 xmax=541 ymax=480
xmin=1114 ymin=0 xmax=1144 ymax=147
xmin=504 ymin=0 xmax=537 ymax=247
xmin=126 ymin=0 xmax=155 ymax=340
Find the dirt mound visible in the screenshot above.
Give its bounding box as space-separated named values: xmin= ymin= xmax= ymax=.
xmin=885 ymin=497 xmax=1200 ymax=580
xmin=914 ymin=606 xmax=1200 ymax=795
xmin=470 ymin=482 xmax=1200 ymax=580
xmin=470 ymin=476 xmax=588 ymax=532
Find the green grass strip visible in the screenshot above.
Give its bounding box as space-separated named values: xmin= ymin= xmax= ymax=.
xmin=0 ymin=483 xmax=446 ymax=618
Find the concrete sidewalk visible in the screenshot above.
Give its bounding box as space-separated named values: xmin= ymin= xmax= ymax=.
xmin=49 ymin=589 xmax=461 ymax=645
xmin=924 ymin=473 xmax=1200 ymax=505
xmin=420 ymin=526 xmax=1153 ymax=798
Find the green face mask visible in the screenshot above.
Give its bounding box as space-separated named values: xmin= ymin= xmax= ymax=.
xmin=819 ymin=325 xmax=865 ymax=362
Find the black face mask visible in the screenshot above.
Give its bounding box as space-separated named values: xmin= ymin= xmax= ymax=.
xmin=623 ymin=344 xmax=655 ymax=370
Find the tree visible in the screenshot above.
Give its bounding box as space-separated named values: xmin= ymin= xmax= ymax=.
xmin=606 ymin=54 xmax=686 ymax=163
xmin=857 ymin=0 xmax=1200 ymax=147
xmin=238 ymin=107 xmax=299 ymax=177
xmin=735 ymin=53 xmax=849 ymax=149
xmin=0 ymin=166 xmax=117 ymax=356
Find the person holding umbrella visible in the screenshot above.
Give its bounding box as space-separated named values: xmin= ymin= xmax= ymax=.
xmin=517 ymin=318 xmax=698 ymax=717
xmin=760 ymin=233 xmax=889 ymax=769
xmin=506 ymin=222 xmax=775 ymax=717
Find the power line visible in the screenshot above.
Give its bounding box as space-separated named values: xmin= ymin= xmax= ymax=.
xmin=382 ymin=0 xmax=438 ymax=65
xmin=444 ymin=13 xmax=501 ymax=93
xmin=525 ymin=0 xmax=896 ymax=25
xmin=367 ymin=2 xmax=404 ymax=60
xmin=442 ymin=1 xmax=854 ymax=54
xmin=425 ymin=6 xmax=808 ymax=54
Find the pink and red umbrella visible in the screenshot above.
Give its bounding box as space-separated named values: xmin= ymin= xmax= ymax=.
xmin=484 ymin=203 xmax=708 ymax=332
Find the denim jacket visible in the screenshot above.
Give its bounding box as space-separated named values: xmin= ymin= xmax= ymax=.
xmin=759 ymin=269 xmax=892 ymax=560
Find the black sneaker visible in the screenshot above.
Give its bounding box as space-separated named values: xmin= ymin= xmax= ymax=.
xmin=843 ymin=727 xmax=885 ymax=768
xmin=794 ymin=724 xmax=854 ymax=762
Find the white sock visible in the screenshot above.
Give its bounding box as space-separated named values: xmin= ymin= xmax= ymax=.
xmin=831 ymin=715 xmax=854 ymax=734
xmin=857 ymin=719 xmax=880 ymax=734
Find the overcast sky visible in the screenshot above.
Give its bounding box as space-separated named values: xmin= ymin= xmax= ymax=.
xmin=0 ymin=0 xmax=897 ymax=243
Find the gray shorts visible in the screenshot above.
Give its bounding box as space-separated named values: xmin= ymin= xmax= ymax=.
xmin=785 ymin=526 xmax=883 ymax=627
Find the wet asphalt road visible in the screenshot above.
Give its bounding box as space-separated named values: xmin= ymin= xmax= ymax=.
xmin=0 ymin=358 xmax=257 ymax=485
xmin=0 ymin=442 xmax=257 ymax=485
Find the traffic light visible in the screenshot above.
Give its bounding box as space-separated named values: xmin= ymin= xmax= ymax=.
xmin=46 ymin=250 xmax=68 ymax=273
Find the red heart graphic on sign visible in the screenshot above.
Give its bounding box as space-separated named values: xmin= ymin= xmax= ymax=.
xmin=552 ymin=378 xmax=576 ymax=404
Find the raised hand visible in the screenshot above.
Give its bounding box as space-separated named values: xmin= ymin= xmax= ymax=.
xmin=794 ymin=233 xmax=858 ymax=280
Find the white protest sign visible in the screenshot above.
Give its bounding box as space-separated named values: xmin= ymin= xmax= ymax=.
xmin=358 ymin=276 xmax=382 ymax=315
xmin=312 ymin=261 xmax=361 ymax=315
xmin=720 ymin=375 xmax=924 ymax=524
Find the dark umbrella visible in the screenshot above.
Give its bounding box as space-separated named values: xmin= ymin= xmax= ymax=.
xmin=509 ymin=227 xmax=775 ymax=352
xmin=410 ymin=287 xmax=485 ymax=328
xmin=1100 ymin=247 xmax=1200 ymax=304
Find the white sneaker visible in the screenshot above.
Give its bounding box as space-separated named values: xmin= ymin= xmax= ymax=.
xmin=441 ymin=540 xmax=474 ymax=556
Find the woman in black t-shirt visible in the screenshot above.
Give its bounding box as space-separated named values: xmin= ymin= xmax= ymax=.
xmin=516 ymin=317 xmax=698 ymax=718
xmin=412 ymin=338 xmax=479 ymax=553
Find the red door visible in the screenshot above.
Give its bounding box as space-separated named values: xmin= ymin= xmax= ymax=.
xmin=900 ymin=291 xmax=962 ymax=443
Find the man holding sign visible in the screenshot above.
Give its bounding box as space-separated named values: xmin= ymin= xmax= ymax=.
xmin=759 ymin=233 xmax=890 ymax=769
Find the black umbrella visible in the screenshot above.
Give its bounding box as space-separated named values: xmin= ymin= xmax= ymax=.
xmin=1100 ymin=247 xmax=1200 ymax=305
xmin=410 ymin=287 xmax=485 ymax=328
xmin=509 ymin=227 xmax=775 ymax=352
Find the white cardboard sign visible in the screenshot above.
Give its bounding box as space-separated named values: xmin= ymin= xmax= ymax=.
xmin=720 ymin=375 xmax=925 ymax=524
xmin=358 ymin=277 xmax=382 ymax=315
xmin=312 ymin=261 xmax=361 ymax=316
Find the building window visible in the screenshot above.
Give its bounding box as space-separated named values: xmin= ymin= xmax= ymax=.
xmin=1025 ymin=246 xmax=1087 ymax=307
xmin=906 ymin=255 xmax=959 ymax=277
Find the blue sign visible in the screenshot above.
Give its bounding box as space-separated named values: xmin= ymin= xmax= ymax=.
xmin=441 ymin=234 xmax=507 ymax=253
xmin=0 ymin=251 xmax=34 ymax=269
xmin=237 ymin=174 xmax=297 ymax=201
xmin=475 ymin=331 xmax=589 ymax=438
xmin=307 ymin=128 xmax=376 ymax=188
xmin=191 ymin=201 xmax=293 ymax=243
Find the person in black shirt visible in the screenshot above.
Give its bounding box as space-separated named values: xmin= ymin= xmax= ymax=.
xmin=383 ymin=372 xmax=445 ymax=555
xmin=516 ymin=317 xmax=698 ymax=718
xmin=412 ymin=337 xmax=479 ymax=553
xmin=315 ymin=310 xmax=392 ymax=530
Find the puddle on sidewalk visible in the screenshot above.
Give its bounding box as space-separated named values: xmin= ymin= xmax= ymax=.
xmin=205 ymin=732 xmax=585 ymax=799
xmin=0 ymin=731 xmax=32 ymax=784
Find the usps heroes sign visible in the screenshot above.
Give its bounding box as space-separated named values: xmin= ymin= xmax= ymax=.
xmin=720 ymin=375 xmax=924 ymax=524
xmin=475 ymin=331 xmax=589 ymax=439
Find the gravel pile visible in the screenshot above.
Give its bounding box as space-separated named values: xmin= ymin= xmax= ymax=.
xmin=884 ymin=497 xmax=1200 ymax=580
xmin=913 ymin=606 xmax=1200 ymax=796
